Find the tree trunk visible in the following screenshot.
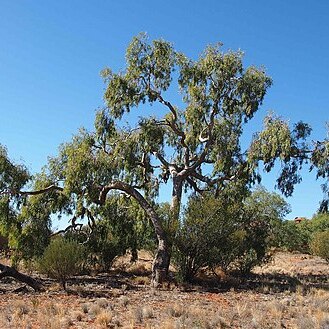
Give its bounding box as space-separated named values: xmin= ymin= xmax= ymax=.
xmin=100 ymin=182 xmax=171 ymax=287
xmin=0 ymin=263 xmax=44 ymax=291
xmin=148 ymin=176 xmax=184 ymax=287
xmin=151 ymin=235 xmax=170 ymax=287
xmin=171 ymin=176 xmax=183 ymax=222
xmin=152 ymin=175 xmax=183 ymax=286
xmin=130 ymin=192 xmax=171 ymax=286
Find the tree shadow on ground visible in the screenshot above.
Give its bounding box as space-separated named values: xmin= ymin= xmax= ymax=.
xmin=1 ymin=268 xmax=329 ymax=298
xmin=191 ymin=271 xmax=329 ymax=295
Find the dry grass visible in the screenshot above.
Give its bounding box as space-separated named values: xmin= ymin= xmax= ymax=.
xmin=0 ymin=288 xmax=329 ymax=328
xmin=0 ymin=251 xmax=329 ymax=328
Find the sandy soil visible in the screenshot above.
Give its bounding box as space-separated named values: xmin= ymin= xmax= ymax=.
xmin=0 ymin=251 xmax=329 ymax=329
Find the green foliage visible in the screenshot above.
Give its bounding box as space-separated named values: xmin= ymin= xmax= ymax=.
xmin=249 ymin=115 xmax=329 ymax=211
xmin=310 ymin=230 xmax=329 ymax=262
xmin=309 ymin=212 xmax=329 ymax=232
xmin=85 ymin=196 xmax=139 ymax=271
xmin=65 ymin=194 xmax=155 ymax=272
xmin=173 ymin=192 xmax=243 ymax=282
xmin=173 ymin=187 xmax=290 ymax=281
xmin=38 ymin=237 xmax=86 ymax=289
xmin=276 ymin=219 xmax=311 ymax=253
xmin=230 ymin=187 xmax=290 ymax=274
xmin=276 ymin=213 xmax=329 ymax=253
xmin=0 ymin=144 xmax=31 ymax=249
xmin=0 ymin=144 xmax=30 ymax=196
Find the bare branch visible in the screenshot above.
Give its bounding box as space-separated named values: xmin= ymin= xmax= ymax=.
xmin=156 ymin=93 xmax=178 ymax=122
xmin=20 ymin=185 xmax=63 ymax=196
xmin=153 ymin=151 xmax=177 ymax=170
xmin=186 ymin=177 xmax=206 ymax=194
xmin=52 ymin=223 xmax=84 ymax=236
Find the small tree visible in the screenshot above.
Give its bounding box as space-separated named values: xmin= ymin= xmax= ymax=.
xmin=38 ymin=237 xmax=85 ymax=290
xmin=277 ymin=219 xmax=311 ymax=252
xmin=173 ymin=186 xmax=290 ymax=281
xmin=235 ymin=186 xmax=290 ymax=274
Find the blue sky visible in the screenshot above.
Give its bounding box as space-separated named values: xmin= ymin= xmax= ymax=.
xmin=0 ymin=0 xmax=328 ymax=220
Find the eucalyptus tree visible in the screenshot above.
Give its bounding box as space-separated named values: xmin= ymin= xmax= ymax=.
xmin=41 ymin=34 xmax=282 ymax=286
xmin=6 ymin=34 xmax=326 ymax=287
xmin=42 ymin=34 xmax=329 ymax=286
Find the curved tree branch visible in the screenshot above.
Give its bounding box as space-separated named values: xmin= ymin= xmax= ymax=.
xmin=19 ymin=184 xmax=63 ymax=196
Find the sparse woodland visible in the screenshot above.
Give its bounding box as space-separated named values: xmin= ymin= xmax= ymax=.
xmin=1 ymin=34 xmax=329 ymax=328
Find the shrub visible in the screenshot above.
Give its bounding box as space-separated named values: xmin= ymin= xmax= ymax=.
xmin=310 ymin=230 xmax=329 ymax=262
xmin=80 ymin=195 xmax=155 ymax=272
xmin=38 ymin=237 xmax=86 ymax=289
xmin=173 ymin=187 xmax=289 ymax=281
xmin=275 ymin=213 xmax=329 ymax=254
xmin=173 ymin=193 xmax=244 ymax=282
xmin=276 ymin=220 xmax=311 ymax=253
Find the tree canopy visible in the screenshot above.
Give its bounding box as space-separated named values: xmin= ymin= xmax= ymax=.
xmin=1 ymin=34 xmax=328 ymax=286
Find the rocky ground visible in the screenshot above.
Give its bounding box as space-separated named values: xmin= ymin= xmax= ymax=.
xmin=0 ymin=251 xmax=329 ymax=329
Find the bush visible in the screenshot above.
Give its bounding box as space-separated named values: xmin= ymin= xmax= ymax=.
xmin=310 ymin=230 xmax=329 ymax=262
xmin=275 ymin=220 xmax=311 ymax=253
xmin=172 ymin=193 xmax=244 ymax=282
xmin=81 ymin=195 xmax=155 ymax=272
xmin=173 ymin=187 xmax=289 ymax=281
xmin=38 ymin=237 xmax=86 ymax=289
xmin=275 ymin=213 xmax=329 ymax=254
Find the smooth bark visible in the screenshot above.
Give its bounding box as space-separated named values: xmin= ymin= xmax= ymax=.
xmin=99 ymin=181 xmax=170 ymax=287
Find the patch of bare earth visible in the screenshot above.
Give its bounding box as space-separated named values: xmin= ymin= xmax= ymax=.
xmin=1 ymin=251 xmax=329 ymax=328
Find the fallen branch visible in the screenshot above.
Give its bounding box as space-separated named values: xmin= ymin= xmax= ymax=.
xmin=0 ymin=263 xmax=44 ymax=291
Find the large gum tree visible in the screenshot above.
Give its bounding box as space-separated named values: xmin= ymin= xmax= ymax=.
xmin=2 ymin=34 xmax=328 ymax=287
xmin=44 ymin=34 xmax=324 ymax=286
xmin=48 ymin=34 xmax=274 ymax=286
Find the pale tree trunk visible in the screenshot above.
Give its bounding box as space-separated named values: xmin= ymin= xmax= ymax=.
xmin=132 ymin=195 xmax=170 ymax=287
xmin=165 ymin=175 xmax=183 ymax=271
xmin=150 ymin=216 xmax=170 ymax=287
xmin=171 ymin=176 xmax=183 ymax=221
xmin=100 ymin=182 xmax=170 ymax=287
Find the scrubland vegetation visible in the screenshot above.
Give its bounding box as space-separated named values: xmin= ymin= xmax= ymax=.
xmin=1 ymin=34 xmax=329 ymax=328
xmin=1 ymin=250 xmax=329 ymax=328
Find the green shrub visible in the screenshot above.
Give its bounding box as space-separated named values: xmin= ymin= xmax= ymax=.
xmin=275 ymin=213 xmax=329 ymax=254
xmin=275 ymin=220 xmax=311 ymax=252
xmin=172 ymin=193 xmax=244 ymax=282
xmin=38 ymin=237 xmax=86 ymax=289
xmin=81 ymin=195 xmax=155 ymax=272
xmin=310 ymin=230 xmax=329 ymax=262
xmin=173 ymin=187 xmax=289 ymax=281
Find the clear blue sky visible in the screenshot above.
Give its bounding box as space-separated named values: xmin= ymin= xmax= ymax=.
xmin=1 ymin=0 xmax=328 ymax=220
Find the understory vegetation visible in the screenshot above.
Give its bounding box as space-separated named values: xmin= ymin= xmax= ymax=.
xmin=2 ymin=184 xmax=329 ymax=289
xmin=0 ymin=34 xmax=329 ymax=295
